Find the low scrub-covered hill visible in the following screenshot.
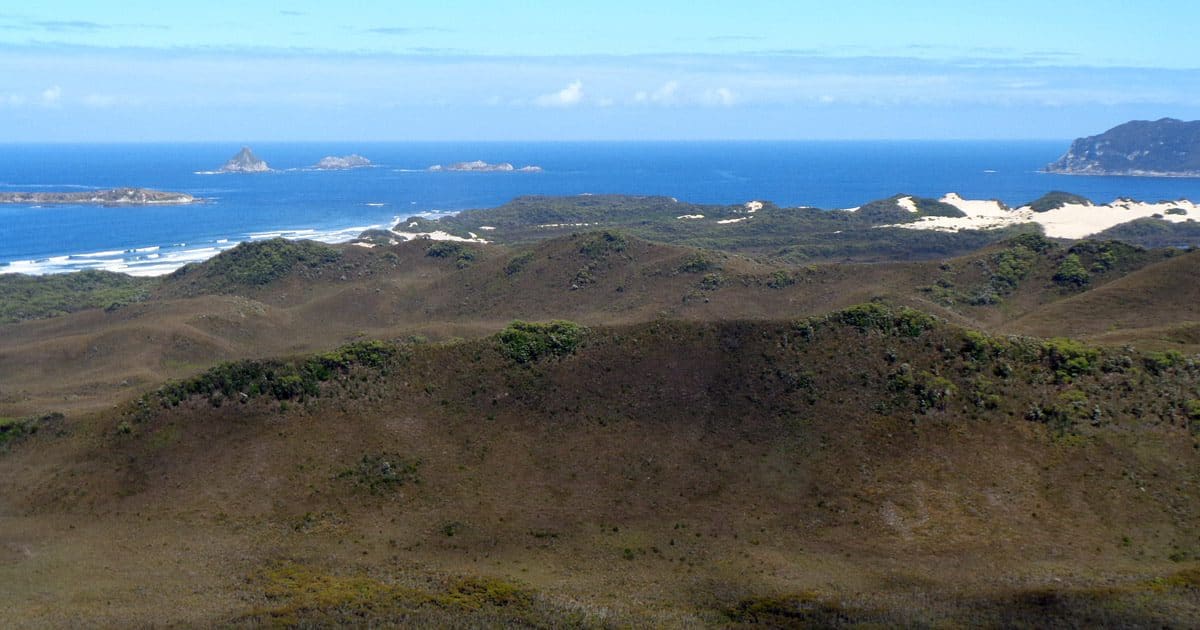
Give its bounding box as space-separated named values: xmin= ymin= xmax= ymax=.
xmin=2 ymin=308 xmax=1198 ymax=626
xmin=4 ymin=233 xmax=1199 ymax=419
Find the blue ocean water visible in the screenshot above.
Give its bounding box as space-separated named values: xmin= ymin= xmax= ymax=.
xmin=4 ymin=141 xmax=1200 ymax=275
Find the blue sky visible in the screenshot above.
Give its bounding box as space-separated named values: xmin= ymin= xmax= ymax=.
xmin=3 ymin=1 xmax=1200 ymax=141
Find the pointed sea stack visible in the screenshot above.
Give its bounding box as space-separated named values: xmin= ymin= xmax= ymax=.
xmin=219 ymin=146 xmax=270 ymax=173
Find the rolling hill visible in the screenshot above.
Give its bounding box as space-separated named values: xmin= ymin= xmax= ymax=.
xmin=3 ymin=219 xmax=1200 ymax=626
xmin=2 ymin=310 xmax=1198 ymax=625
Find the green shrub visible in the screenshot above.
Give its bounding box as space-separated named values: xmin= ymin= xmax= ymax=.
xmin=1025 ymin=403 xmax=1075 ymax=435
xmin=503 ymin=252 xmax=534 ymax=276
xmin=766 ymin=270 xmax=795 ymax=289
xmin=0 ymin=412 xmax=63 ymax=451
xmin=1006 ymin=232 xmax=1056 ymax=252
xmin=836 ymin=303 xmax=895 ymax=331
xmin=726 ymin=593 xmax=851 ymax=626
xmin=1053 ymin=253 xmax=1090 ymax=287
xmin=914 ymin=372 xmax=956 ymax=411
xmin=699 ymin=273 xmax=725 ymax=291
xmin=989 ymin=244 xmax=1038 ymax=292
xmin=572 ymin=265 xmax=597 ymax=287
xmin=0 ymin=416 xmax=34 ymax=449
xmin=678 ymin=252 xmax=718 ymax=274
xmin=835 ymin=303 xmax=937 ymax=337
xmin=425 ymin=241 xmax=464 ymax=258
xmin=426 ymin=241 xmax=476 ymax=268
xmin=497 ymin=320 xmax=587 ymax=363
xmin=434 ymin=576 xmax=531 ymax=610
xmin=962 ymin=330 xmax=1004 ymax=361
xmin=145 ymin=340 xmax=397 ymax=411
xmin=578 ymin=231 xmax=627 ymax=257
xmin=1144 ymin=350 xmax=1186 ymax=375
xmin=1041 ymin=338 xmax=1100 ymax=378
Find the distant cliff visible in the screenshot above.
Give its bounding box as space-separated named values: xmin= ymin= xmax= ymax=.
xmin=1046 ymin=118 xmax=1200 ymax=176
xmin=0 ymin=188 xmax=196 ymax=205
xmin=219 ymin=147 xmax=270 ymax=173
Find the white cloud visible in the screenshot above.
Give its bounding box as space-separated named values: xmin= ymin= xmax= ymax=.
xmin=634 ymin=80 xmax=679 ymax=105
xmin=702 ymin=87 xmax=737 ymax=107
xmin=40 ymin=85 xmax=62 ymax=106
xmin=534 ymin=80 xmax=583 ymax=107
xmin=0 ymin=86 xmax=64 ymax=108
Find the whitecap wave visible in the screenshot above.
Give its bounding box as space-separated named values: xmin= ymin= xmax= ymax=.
xmin=3 ymin=217 xmax=399 ymax=276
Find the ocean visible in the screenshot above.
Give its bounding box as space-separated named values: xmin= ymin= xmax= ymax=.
xmin=5 ymin=141 xmax=1200 ymax=275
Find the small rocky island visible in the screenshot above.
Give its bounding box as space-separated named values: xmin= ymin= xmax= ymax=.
xmin=219 ymin=146 xmax=270 ymax=173
xmin=1046 ymin=118 xmax=1200 ymax=176
xmin=0 ymin=188 xmax=196 ymax=205
xmin=314 ymin=154 xmax=372 ymax=170
xmin=429 ymin=160 xmax=542 ymax=173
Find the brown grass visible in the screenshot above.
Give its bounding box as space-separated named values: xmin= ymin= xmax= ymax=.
xmin=2 ymin=310 xmax=1198 ymax=626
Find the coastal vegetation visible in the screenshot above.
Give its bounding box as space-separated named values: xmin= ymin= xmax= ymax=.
xmin=164 ymin=237 xmax=340 ymax=293
xmin=1028 ymin=190 xmax=1092 ymax=212
xmin=4 ymin=194 xmax=1200 ymax=626
xmin=406 ymin=194 xmax=1044 ymax=262
xmin=0 ymin=269 xmax=154 ymax=323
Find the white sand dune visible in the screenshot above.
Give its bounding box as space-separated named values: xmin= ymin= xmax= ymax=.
xmin=388 ymin=229 xmax=489 ymax=243
xmin=882 ymin=193 xmax=1197 ymax=239
xmin=896 ymin=196 xmax=918 ymax=213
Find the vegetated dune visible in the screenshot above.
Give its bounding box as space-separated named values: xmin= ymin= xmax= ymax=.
xmin=1 ymin=309 xmax=1197 ymax=626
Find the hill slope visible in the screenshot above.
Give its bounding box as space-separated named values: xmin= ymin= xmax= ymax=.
xmin=1007 ymin=249 xmax=1200 ymax=344
xmin=2 ymin=310 xmax=1198 ymax=626
xmin=5 ymin=234 xmax=1196 ymax=418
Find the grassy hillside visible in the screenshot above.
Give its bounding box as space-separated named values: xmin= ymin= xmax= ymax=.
xmin=5 ymin=233 xmax=1198 ymax=420
xmin=2 ymin=307 xmax=1199 ymax=625
xmin=1008 ymin=249 xmax=1200 ymax=343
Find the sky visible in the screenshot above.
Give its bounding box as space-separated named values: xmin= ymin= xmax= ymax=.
xmin=3 ymin=0 xmax=1200 ymax=141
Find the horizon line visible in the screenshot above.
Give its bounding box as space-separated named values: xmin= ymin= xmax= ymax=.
xmin=0 ymin=137 xmax=1074 ymax=145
